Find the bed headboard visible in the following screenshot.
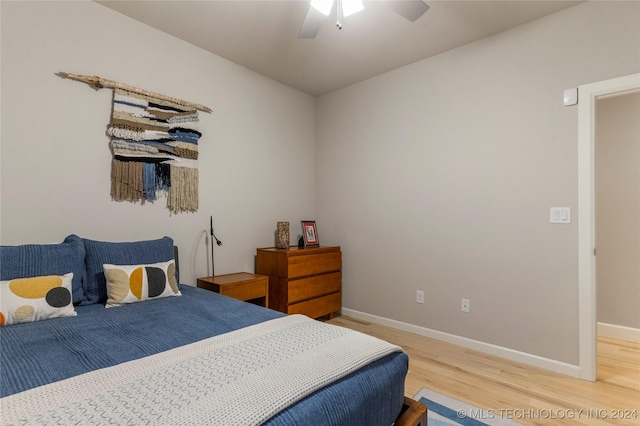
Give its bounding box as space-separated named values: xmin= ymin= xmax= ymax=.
xmin=173 ymin=246 xmax=180 ymax=283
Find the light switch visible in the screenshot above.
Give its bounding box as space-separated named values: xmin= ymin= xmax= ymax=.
xmin=550 ymin=207 xmax=571 ymax=224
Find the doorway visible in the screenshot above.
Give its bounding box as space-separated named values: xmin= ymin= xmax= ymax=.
xmin=578 ymin=73 xmax=640 ymax=381
xmin=595 ymin=92 xmax=640 ymax=346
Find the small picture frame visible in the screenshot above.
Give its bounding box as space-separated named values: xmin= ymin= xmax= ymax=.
xmin=301 ymin=220 xmax=319 ymax=248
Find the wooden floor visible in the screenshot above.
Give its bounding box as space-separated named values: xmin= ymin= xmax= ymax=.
xmin=328 ymin=315 xmax=640 ymax=425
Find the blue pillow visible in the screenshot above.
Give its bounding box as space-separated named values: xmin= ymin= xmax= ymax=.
xmin=0 ymin=234 xmax=87 ymax=305
xmin=82 ymin=236 xmax=175 ymax=305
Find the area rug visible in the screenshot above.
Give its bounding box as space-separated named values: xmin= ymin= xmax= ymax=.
xmin=413 ymin=388 xmax=522 ymax=426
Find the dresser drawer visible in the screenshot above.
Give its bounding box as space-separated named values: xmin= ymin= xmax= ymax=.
xmin=288 ymin=252 xmax=341 ymax=278
xmin=288 ymin=272 xmax=341 ymax=303
xmin=287 ymin=292 xmax=341 ymax=318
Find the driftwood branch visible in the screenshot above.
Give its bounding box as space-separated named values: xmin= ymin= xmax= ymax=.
xmin=57 ymin=72 xmax=212 ymax=113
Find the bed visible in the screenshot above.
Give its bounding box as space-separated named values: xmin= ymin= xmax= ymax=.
xmin=0 ymin=235 xmax=426 ymax=425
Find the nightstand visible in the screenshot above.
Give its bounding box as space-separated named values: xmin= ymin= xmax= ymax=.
xmin=197 ymin=272 xmax=269 ymax=307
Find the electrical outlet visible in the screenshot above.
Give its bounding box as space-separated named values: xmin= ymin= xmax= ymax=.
xmin=416 ymin=290 xmax=424 ymax=304
xmin=461 ymin=298 xmax=470 ymax=313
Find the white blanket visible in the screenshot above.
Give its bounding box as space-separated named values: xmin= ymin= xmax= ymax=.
xmin=1 ymin=315 xmax=403 ymax=425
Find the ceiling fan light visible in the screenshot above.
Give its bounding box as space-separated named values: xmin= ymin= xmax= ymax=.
xmin=342 ymin=0 xmax=364 ymax=17
xmin=310 ymin=0 xmax=334 ymax=16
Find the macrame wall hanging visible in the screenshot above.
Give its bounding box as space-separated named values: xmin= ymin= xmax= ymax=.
xmin=58 ymin=73 xmax=212 ymax=214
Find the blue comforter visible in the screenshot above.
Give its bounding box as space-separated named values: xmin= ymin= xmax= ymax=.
xmin=0 ymin=285 xmax=407 ymax=425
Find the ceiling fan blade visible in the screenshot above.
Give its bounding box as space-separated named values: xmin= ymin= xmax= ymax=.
xmin=381 ymin=0 xmax=430 ymax=22
xmin=299 ymin=6 xmax=327 ymax=39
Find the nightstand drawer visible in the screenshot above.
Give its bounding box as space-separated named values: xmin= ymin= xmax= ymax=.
xmin=220 ymin=279 xmax=267 ymax=301
xmin=288 ymin=272 xmax=341 ymax=303
xmin=288 ymin=252 xmax=341 ymax=278
xmin=287 ymin=292 xmax=341 ymax=318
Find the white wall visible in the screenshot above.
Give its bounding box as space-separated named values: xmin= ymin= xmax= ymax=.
xmin=0 ymin=1 xmax=316 ymax=286
xmin=316 ymin=1 xmax=640 ymax=365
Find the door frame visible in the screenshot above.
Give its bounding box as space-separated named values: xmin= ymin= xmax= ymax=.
xmin=577 ymin=73 xmax=640 ymax=381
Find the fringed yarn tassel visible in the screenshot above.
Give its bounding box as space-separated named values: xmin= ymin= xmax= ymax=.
xmin=111 ymin=159 xmax=144 ymax=202
xmin=142 ymin=163 xmax=157 ymax=201
xmin=167 ymin=166 xmax=198 ymax=214
xmin=156 ymin=163 xmax=171 ymax=192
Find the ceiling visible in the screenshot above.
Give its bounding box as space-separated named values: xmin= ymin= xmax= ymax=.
xmin=97 ymin=0 xmax=583 ymax=97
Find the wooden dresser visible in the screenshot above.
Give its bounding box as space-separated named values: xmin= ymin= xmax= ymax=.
xmin=255 ymin=246 xmax=341 ymax=319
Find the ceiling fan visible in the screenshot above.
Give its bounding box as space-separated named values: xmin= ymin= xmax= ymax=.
xmin=299 ymin=0 xmax=430 ymax=39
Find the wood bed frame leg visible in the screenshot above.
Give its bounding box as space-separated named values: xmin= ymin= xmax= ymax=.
xmin=395 ymin=396 xmax=427 ymax=426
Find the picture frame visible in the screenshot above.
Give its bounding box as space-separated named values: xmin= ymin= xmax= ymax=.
xmin=301 ymin=220 xmax=320 ymax=248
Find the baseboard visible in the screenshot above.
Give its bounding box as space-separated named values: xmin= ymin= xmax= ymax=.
xmin=341 ymin=308 xmax=581 ymax=379
xmin=597 ymin=322 xmax=640 ymax=343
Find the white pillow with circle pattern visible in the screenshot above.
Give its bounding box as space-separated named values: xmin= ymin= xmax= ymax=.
xmin=103 ymin=260 xmax=180 ymax=308
xmin=0 ymin=273 xmax=76 ymax=326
